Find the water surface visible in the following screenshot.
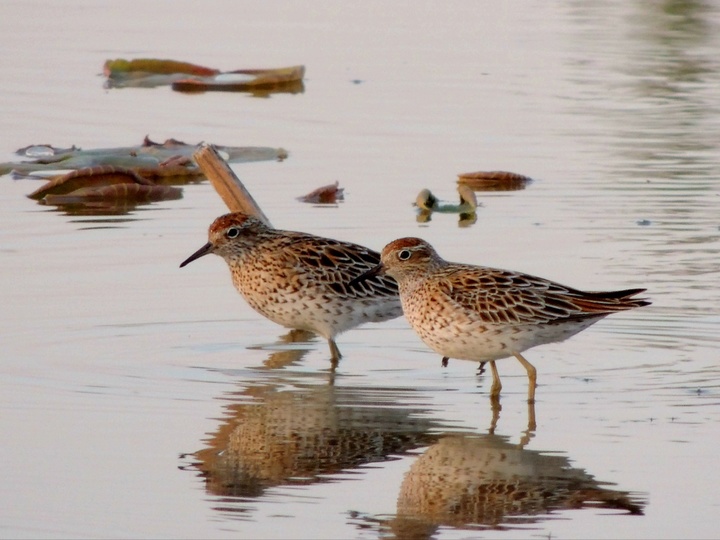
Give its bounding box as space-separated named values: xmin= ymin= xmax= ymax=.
xmin=1 ymin=1 xmax=719 ymax=538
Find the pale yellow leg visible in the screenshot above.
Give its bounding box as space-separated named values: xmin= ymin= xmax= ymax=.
xmin=514 ymin=352 xmax=537 ymax=404
xmin=489 ymin=360 xmax=502 ymax=398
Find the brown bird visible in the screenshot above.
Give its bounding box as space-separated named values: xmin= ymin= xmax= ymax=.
xmin=180 ymin=213 xmax=401 ymax=361
xmin=354 ymin=237 xmax=649 ymax=402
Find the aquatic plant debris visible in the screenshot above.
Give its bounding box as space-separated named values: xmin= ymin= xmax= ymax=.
xmin=27 ymin=165 xmax=183 ymax=206
xmin=415 ymin=185 xmax=478 ymax=213
xmin=2 ymin=136 xmax=287 ymax=178
xmin=457 ymin=170 xmax=533 ymax=191
xmin=415 ymin=185 xmax=478 ymax=228
xmin=103 ymin=59 xmax=305 ymax=93
xmin=297 ymin=181 xmax=345 ymax=204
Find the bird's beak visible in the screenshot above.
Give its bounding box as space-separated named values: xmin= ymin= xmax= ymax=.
xmin=180 ymin=242 xmax=214 ymax=268
xmin=349 ymin=263 xmax=385 ymax=287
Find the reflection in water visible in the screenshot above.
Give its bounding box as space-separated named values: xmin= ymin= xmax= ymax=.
xmin=41 ymin=200 xmax=164 ymax=216
xmin=249 ymin=329 xmax=318 ymax=370
xmin=190 ymin=341 xmax=443 ymax=503
xmin=188 ymin=332 xmax=644 ymax=533
xmin=193 ymin=384 xmax=439 ymax=499
xmin=609 ymin=0 xmax=719 ymax=193
xmin=414 ymin=185 xmax=479 ymax=228
xmin=416 ymin=207 xmax=477 ymax=228
xmin=382 ymin=433 xmax=645 ymax=538
xmin=563 ymin=1 xmax=720 ymax=364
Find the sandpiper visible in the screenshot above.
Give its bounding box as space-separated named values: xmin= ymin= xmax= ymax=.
xmin=180 ymin=213 xmax=401 ymax=361
xmin=354 ymin=237 xmax=649 ymax=402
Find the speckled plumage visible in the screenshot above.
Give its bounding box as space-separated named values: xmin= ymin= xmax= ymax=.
xmin=180 ymin=213 xmax=401 ymax=360
xmin=364 ymin=237 xmax=650 ymax=402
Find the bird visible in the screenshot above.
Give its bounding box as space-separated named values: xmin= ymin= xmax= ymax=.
xmin=352 ymin=237 xmax=649 ymax=402
xmin=180 ymin=213 xmax=401 ymax=361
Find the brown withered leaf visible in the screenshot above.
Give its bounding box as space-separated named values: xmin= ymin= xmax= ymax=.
xmin=41 ymin=183 xmax=182 ymax=205
xmin=171 ymin=65 xmax=305 ymax=95
xmin=28 ymin=166 xmax=181 ymax=206
xmin=104 ymin=58 xmax=219 ymax=78
xmin=28 ymin=166 xmax=154 ymax=200
xmin=457 ymin=171 xmax=533 ymax=191
xmin=103 ymin=57 xmax=305 ymax=94
xmin=297 ymin=181 xmax=344 ymax=204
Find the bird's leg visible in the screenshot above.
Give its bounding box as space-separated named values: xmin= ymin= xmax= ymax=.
xmin=477 ymin=361 xmax=486 ymax=375
xmin=527 ymin=400 xmax=537 ymax=432
xmin=519 ymin=400 xmax=537 ymax=447
xmin=328 ymin=339 xmax=342 ymax=363
xmin=441 ymin=356 xmax=449 ymax=367
xmin=489 ymin=361 xmax=502 ymax=398
xmin=514 ymin=352 xmax=537 ymax=404
xmin=489 ymin=395 xmax=501 ymax=435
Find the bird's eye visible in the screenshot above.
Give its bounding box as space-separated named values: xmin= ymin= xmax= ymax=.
xmin=226 ymin=227 xmax=240 ymax=239
xmin=398 ymin=249 xmax=412 ymax=261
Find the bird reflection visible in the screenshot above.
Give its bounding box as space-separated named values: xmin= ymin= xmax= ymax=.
xmin=381 ymin=432 xmax=645 ymax=538
xmin=189 ymin=365 xmax=443 ymax=500
xmin=249 ymin=329 xmax=317 ymax=370
xmin=187 ymin=331 xmax=644 ymax=533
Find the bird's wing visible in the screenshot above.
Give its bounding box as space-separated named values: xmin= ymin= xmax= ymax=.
xmin=435 ymin=266 xmax=602 ymax=325
xmin=289 ymin=236 xmax=398 ymax=299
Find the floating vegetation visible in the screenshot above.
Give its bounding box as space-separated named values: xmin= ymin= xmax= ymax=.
xmin=415 ymin=184 xmax=478 ymax=227
xmin=27 ymin=166 xmax=183 ymax=214
xmin=297 ymin=181 xmax=345 ymax=204
xmin=104 ymin=59 xmax=305 ymax=95
xmin=3 ymin=136 xmax=287 ymax=179
xmin=457 ymin=170 xmax=533 ymax=191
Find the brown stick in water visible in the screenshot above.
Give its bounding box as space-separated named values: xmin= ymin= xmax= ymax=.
xmin=192 ymin=143 xmax=272 ymax=226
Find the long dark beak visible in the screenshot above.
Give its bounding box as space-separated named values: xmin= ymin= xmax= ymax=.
xmin=349 ymin=263 xmax=385 ymax=287
xmin=180 ymin=242 xmax=214 ymax=268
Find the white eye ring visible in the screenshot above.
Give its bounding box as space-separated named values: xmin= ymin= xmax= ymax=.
xmin=226 ymin=227 xmax=240 ymax=239
xmin=398 ymin=249 xmax=412 ymax=261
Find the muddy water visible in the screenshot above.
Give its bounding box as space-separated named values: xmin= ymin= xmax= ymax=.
xmin=1 ymin=1 xmax=719 ymax=538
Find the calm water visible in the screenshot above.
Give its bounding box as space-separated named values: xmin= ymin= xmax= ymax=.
xmin=1 ymin=1 xmax=719 ymax=538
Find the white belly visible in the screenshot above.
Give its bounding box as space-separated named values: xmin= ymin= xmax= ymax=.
xmin=409 ymin=310 xmax=603 ymax=362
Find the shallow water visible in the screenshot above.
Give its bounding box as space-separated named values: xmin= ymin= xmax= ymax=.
xmin=1 ymin=1 xmax=719 ymax=538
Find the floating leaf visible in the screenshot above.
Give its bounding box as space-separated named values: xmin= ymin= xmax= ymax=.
xmin=27 ymin=166 xmax=154 ymax=200
xmin=103 ymin=58 xmax=305 ymax=94
xmin=104 ymin=59 xmax=219 ymax=88
xmin=41 ymin=183 xmax=182 ymax=205
xmin=457 ymin=170 xmax=533 ymax=191
xmin=297 ymin=181 xmax=344 ymax=204
xmin=171 ymin=65 xmax=305 ymax=94
xmin=1 ymin=136 xmax=286 ymax=177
